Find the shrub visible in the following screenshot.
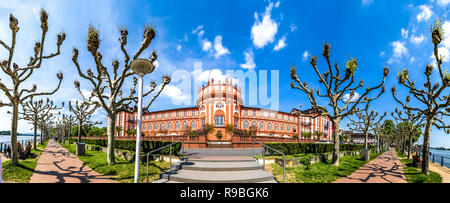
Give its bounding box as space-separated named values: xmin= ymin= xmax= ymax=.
xmin=70 ymin=138 xmax=182 ymax=155
xmin=265 ymin=143 xmax=374 ymax=155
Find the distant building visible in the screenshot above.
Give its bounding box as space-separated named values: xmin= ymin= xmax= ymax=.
xmin=109 ymin=79 xmax=333 ymax=146
xmin=341 ymin=130 xmax=376 ymax=145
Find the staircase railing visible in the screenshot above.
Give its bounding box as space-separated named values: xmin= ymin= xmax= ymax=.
xmin=253 ymin=139 xmax=286 ymax=183
xmin=146 ymin=140 xmax=184 ymax=183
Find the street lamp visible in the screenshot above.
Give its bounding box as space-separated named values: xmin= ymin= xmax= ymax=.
xmin=130 ymin=58 xmax=155 ymax=183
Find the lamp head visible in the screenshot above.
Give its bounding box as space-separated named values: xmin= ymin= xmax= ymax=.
xmin=130 ymin=58 xmax=154 ymax=77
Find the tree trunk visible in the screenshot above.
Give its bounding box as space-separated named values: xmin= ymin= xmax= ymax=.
xmin=364 ymin=131 xmax=368 ymax=149
xmin=421 ymin=119 xmax=432 ymax=175
xmin=407 ymin=135 xmax=412 ymax=160
xmin=77 ymin=120 xmax=82 ymax=143
xmin=331 ymin=119 xmax=340 ymax=166
xmin=10 ymin=101 xmax=19 ymax=165
xmin=33 ymin=120 xmax=37 ymax=150
xmin=68 ymin=122 xmax=72 ymax=146
xmin=107 ymin=114 xmax=116 ymax=165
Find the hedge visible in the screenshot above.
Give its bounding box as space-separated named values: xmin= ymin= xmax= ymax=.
xmin=265 ymin=143 xmax=375 ymax=155
xmin=69 ymin=138 xmax=182 ymax=155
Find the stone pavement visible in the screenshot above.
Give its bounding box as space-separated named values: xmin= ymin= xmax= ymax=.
xmin=334 ymin=148 xmax=407 ymax=183
xmin=29 ymin=140 xmax=117 ymax=183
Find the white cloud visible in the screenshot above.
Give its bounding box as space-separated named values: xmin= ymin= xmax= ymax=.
xmin=240 ymin=49 xmax=256 ymax=69
xmin=430 ymin=47 xmax=450 ymax=62
xmin=391 ymin=41 xmax=408 ymax=58
xmin=401 ymin=28 xmax=409 ymax=38
xmin=176 ymin=44 xmax=182 ymax=51
xmin=161 ymin=85 xmax=191 ymax=104
xmin=275 ymin=1 xmax=280 ymax=8
xmin=290 ymin=23 xmax=298 ymax=32
xmin=192 ymin=68 xmax=238 ymax=84
xmin=379 ymin=51 xmax=385 ymax=57
xmin=251 ymin=2 xmax=278 ymax=48
xmin=202 ymin=40 xmax=212 ymax=51
xmin=437 ymin=0 xmax=450 ymax=6
xmin=362 ymin=0 xmax=374 ymax=7
xmin=302 ymin=51 xmax=310 ymax=61
xmin=213 ymin=35 xmax=230 ymax=59
xmin=417 ymin=5 xmax=433 ymax=22
xmin=410 ymin=34 xmax=425 ymax=44
xmin=343 ymin=92 xmax=360 ymax=102
xmin=192 ymin=25 xmax=204 ymax=35
xmin=410 ymin=57 xmax=416 ymax=63
xmin=273 ymin=36 xmax=287 ymax=51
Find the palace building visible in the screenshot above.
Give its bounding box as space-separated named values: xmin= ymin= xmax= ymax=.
xmin=111 ymin=79 xmax=333 ymax=147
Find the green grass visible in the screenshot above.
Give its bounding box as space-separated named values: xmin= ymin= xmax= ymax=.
xmin=2 ymin=140 xmax=49 ymax=183
xmin=396 ymin=151 xmax=442 ymax=183
xmin=268 ymin=151 xmax=384 ymax=183
xmin=60 ymin=142 xmax=170 ymax=183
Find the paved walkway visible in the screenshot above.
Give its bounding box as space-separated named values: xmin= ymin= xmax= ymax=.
xmin=334 ymin=148 xmax=407 ymax=183
xmin=29 ymin=140 xmax=117 ymax=183
xmin=429 ymin=162 xmax=450 ymax=183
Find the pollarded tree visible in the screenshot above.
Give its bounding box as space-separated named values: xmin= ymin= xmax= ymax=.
xmin=391 ymin=19 xmax=449 ymax=175
xmin=290 ymin=43 xmax=389 ymax=166
xmin=347 ymin=102 xmax=387 ymax=150
xmin=68 ymin=99 xmax=100 ymax=143
xmin=391 ymin=108 xmax=425 ymax=159
xmin=0 ymin=9 xmax=65 ymax=165
xmin=72 ymin=25 xmax=170 ymax=165
xmin=62 ymin=114 xmax=76 ymax=145
xmin=19 ymin=98 xmax=64 ymax=149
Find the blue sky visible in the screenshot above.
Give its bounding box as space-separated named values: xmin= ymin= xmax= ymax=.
xmin=0 ymin=0 xmax=448 ymax=147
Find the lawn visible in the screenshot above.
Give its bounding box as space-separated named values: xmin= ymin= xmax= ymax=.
xmin=1 ymin=140 xmax=49 ymax=183
xmin=60 ymin=142 xmax=170 ymax=183
xmin=267 ymin=151 xmax=384 ymax=183
xmin=396 ymin=151 xmax=442 ymax=183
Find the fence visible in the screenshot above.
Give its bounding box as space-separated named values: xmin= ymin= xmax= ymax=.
xmin=429 ymin=152 xmax=450 ymax=168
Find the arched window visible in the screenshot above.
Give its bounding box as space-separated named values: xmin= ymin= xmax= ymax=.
xmin=275 ymin=124 xmax=278 ymax=130
xmin=143 ymin=124 xmax=146 ymax=130
xmin=191 ymin=121 xmax=196 ymax=129
xmin=175 ymin=122 xmax=179 ymax=130
xmin=183 ymin=121 xmax=187 ymax=129
xmin=244 ymin=121 xmax=248 ymax=129
xmin=252 ymin=121 xmax=256 ymax=128
xmin=268 ymin=123 xmax=271 ymax=130
xmin=281 ymin=124 xmax=285 ymax=131
xmin=154 ymin=123 xmax=158 ymax=130
xmin=293 ymin=126 xmax=297 ymax=133
xmin=287 ymin=125 xmax=291 ymax=132
xmin=168 ymin=122 xmax=172 ymax=130
xmin=148 ymin=124 xmax=152 ymax=131
xmin=260 ymin=122 xmax=264 ymax=130
xmin=161 ymin=123 xmax=165 ymax=130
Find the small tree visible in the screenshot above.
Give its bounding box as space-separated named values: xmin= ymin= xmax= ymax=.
xmin=215 ymin=130 xmax=223 ymax=140
xmin=0 ymin=9 xmax=65 ymax=165
xmin=391 ymin=19 xmax=449 ymax=175
xmin=290 ymin=43 xmax=388 ymax=166
xmin=347 ymin=103 xmax=387 ymax=149
xmin=19 ymin=98 xmax=63 ymax=149
xmin=391 ymin=108 xmax=425 ymax=159
xmin=115 ymin=126 xmax=123 ymax=137
xmin=68 ymin=99 xmax=99 ymax=143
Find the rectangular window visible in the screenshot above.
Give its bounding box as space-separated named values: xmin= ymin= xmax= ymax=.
xmin=215 ymin=116 xmax=224 ymax=127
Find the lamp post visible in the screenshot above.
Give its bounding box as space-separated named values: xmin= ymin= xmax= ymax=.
xmin=130 ymin=58 xmax=155 ymax=183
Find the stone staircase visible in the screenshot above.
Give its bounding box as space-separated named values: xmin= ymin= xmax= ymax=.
xmin=153 ymin=156 xmax=277 ymax=183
